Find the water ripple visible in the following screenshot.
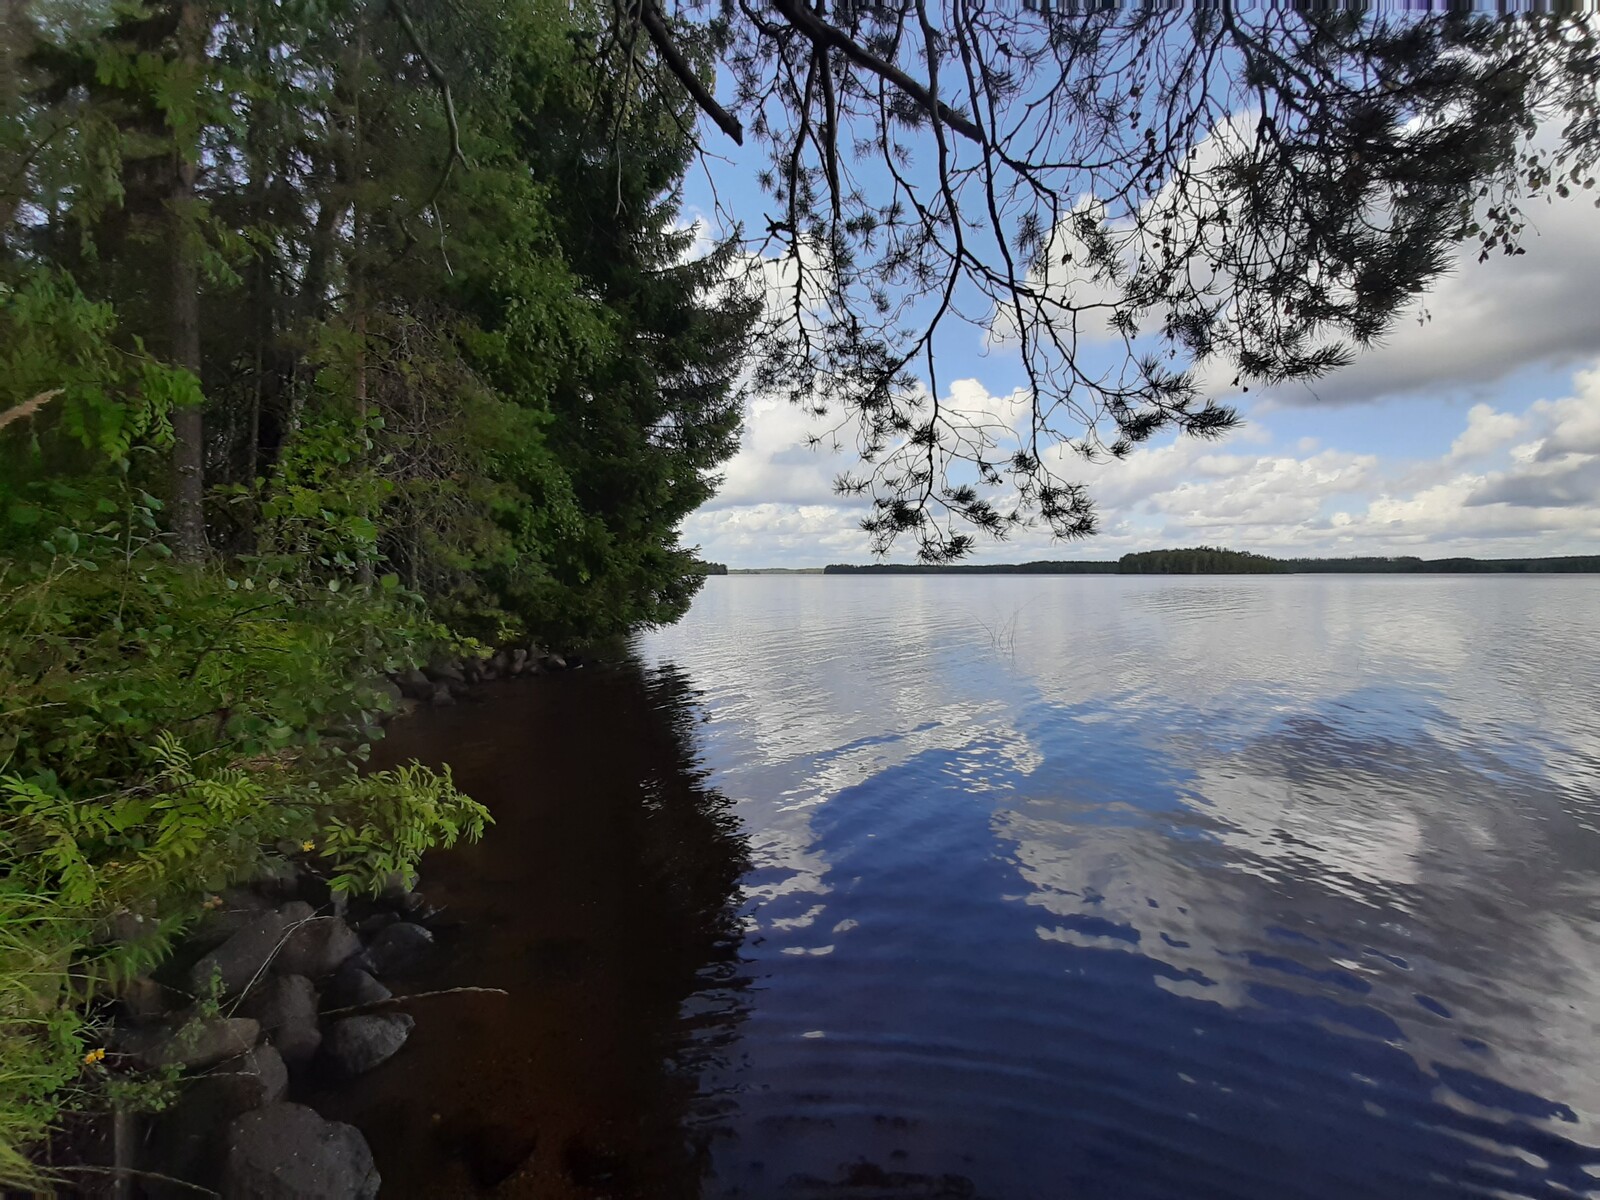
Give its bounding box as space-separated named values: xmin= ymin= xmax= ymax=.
xmin=639 ymin=575 xmax=1600 ymax=1200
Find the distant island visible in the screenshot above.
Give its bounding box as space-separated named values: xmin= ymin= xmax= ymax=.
xmin=822 ymin=548 xmax=1600 ymax=575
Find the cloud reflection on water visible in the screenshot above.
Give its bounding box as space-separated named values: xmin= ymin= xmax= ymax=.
xmin=639 ymin=575 xmax=1600 ymax=1199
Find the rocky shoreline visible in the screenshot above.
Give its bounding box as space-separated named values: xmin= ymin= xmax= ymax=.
xmin=389 ymin=645 xmax=572 ymax=711
xmin=72 ymin=649 xmax=574 ymax=1197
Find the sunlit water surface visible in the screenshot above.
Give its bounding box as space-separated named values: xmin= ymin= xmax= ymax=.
xmin=634 ymin=575 xmax=1600 ymax=1200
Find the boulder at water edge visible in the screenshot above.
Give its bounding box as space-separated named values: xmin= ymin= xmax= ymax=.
xmin=241 ymin=974 xmax=322 ymax=1067
xmin=322 ymin=962 xmax=392 ymax=1012
xmin=188 ymin=901 xmax=313 ymax=997
xmin=323 ymin=1013 xmax=414 ymax=1077
xmin=364 ymin=920 xmax=434 ymax=975
xmin=275 ymin=914 xmax=361 ymax=979
xmin=151 ymin=1044 xmax=289 ymax=1192
xmin=117 ymin=1016 xmax=261 ymax=1072
xmin=223 ymin=1103 xmax=380 ymax=1200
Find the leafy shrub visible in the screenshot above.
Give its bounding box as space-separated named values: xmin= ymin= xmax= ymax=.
xmin=0 ymin=467 xmax=488 ymax=1189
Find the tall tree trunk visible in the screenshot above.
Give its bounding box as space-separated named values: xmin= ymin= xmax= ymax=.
xmin=349 ymin=28 xmax=373 ymax=587
xmin=169 ymin=0 xmax=207 ymax=562
xmin=0 ymin=0 xmax=35 ymax=243
xmin=245 ymin=0 xmax=268 ymax=494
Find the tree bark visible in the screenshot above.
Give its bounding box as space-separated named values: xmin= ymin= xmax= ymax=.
xmin=350 ymin=28 xmax=374 ymax=587
xmin=169 ymin=0 xmax=208 ymax=562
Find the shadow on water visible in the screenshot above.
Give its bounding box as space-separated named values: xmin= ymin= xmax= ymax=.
xmin=315 ymin=659 xmax=752 ymax=1198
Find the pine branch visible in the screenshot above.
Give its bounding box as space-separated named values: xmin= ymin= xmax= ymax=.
xmin=638 ymin=0 xmax=744 ymax=145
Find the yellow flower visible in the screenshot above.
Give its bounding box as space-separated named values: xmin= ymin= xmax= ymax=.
xmin=83 ymin=1048 xmax=106 ymax=1066
xmin=300 ymin=840 xmax=316 ymax=853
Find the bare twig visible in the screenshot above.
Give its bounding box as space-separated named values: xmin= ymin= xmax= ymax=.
xmin=768 ymin=0 xmax=983 ymax=144
xmin=386 ymin=0 xmax=468 ymax=247
xmin=320 ymin=979 xmax=505 ymax=1017
xmin=321 ymin=985 xmax=509 ymax=1018
xmin=48 ymin=1165 xmax=219 ymax=1196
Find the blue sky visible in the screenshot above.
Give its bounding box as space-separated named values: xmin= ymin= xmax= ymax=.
xmin=678 ymin=121 xmax=1600 ymax=568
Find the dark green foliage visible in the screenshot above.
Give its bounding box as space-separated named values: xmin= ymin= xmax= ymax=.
xmin=0 ymin=0 xmax=752 ymax=1179
xmin=1119 ymin=548 xmax=1288 ymax=575
xmin=1281 ymin=555 xmax=1600 ymax=574
xmin=823 ymin=552 xmax=1600 ymax=575
xmin=824 ymin=560 xmax=1117 ymax=575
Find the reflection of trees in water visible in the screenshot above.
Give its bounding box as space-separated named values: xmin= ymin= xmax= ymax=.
xmin=323 ymin=659 xmax=757 ymax=1199
xmin=629 ymin=661 xmax=757 ymax=1193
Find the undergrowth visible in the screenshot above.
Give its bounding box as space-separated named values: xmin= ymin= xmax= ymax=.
xmin=0 ymin=448 xmax=490 ymax=1191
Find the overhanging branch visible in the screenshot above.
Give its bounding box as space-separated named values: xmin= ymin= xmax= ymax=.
xmin=639 ymin=0 xmax=745 ymax=144
xmin=388 ymin=0 xmax=467 ymax=209
xmin=769 ymin=0 xmax=984 ymax=145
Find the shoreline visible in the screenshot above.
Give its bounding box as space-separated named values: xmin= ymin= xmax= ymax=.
xmin=39 ymin=656 xmax=578 ymax=1197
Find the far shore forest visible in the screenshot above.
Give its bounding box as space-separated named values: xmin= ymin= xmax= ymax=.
xmin=818 ymin=550 xmax=1600 ymax=575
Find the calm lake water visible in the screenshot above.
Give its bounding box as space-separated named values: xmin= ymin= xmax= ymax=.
xmin=340 ymin=575 xmax=1600 ymax=1199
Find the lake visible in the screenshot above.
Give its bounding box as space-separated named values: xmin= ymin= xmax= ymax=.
xmin=336 ymin=575 xmax=1600 ymax=1199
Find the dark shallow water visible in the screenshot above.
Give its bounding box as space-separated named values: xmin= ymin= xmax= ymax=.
xmin=341 ymin=575 xmax=1600 ymax=1199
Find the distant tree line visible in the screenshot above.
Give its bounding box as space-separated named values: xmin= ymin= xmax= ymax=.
xmin=824 ymin=551 xmax=1600 ymax=575
xmin=824 ymin=560 xmax=1115 ymax=575
xmin=1280 ymin=555 xmax=1600 ymax=574
xmin=1118 ymin=548 xmax=1285 ymax=574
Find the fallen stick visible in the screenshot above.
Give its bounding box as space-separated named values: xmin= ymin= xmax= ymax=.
xmin=49 ymin=1164 xmax=219 ymax=1196
xmin=322 ymin=984 xmax=508 ymax=1018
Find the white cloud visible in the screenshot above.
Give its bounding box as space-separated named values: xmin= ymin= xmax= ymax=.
xmin=991 ymin=111 xmax=1600 ymax=414
xmin=1216 ymin=184 xmax=1600 ymax=408
xmin=1448 ymin=404 xmax=1526 ymax=464
xmin=687 ymin=362 xmax=1600 ymax=567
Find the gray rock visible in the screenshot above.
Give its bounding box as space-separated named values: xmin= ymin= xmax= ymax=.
xmin=394 ymin=667 xmax=433 ymax=700
xmin=191 ymin=888 xmax=278 ymax=950
xmin=323 ymin=1013 xmax=414 ymax=1077
xmin=222 ymin=1103 xmax=379 ymax=1199
xmin=241 ymin=975 xmax=322 ymax=1067
xmin=295 ymin=872 xmax=349 ymax=918
xmin=425 ymin=658 xmax=466 ymax=685
xmin=489 ymin=650 xmax=512 ymax=677
xmin=364 ymin=921 xmax=434 ymax=976
xmin=96 ymin=908 xmax=160 ymax=947
xmin=354 ymin=910 xmax=400 ymax=937
xmin=322 ymin=963 xmax=391 ymax=1012
xmin=114 ymin=975 xmax=170 ymax=1022
xmin=542 ymin=651 xmax=567 ymax=671
xmin=188 ymin=902 xmax=313 ymax=998
xmin=119 ymin=1017 xmax=261 ymax=1071
xmin=275 ymin=915 xmax=361 ymax=980
xmin=195 ymin=1043 xmax=289 ymax=1109
xmin=149 ymin=1045 xmax=289 ymax=1194
xmin=429 ymin=682 xmax=456 ymax=707
xmin=509 ymin=648 xmax=529 ymax=675
xmin=371 ymin=676 xmax=404 ymax=712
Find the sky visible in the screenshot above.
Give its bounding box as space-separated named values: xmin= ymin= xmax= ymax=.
xmin=678 ymin=119 xmax=1600 ymax=569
